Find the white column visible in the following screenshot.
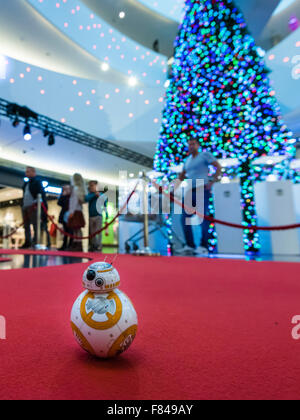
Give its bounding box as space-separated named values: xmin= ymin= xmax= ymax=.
xmin=255 ymin=181 xmax=300 ymax=256
xmin=213 ymin=181 xmax=244 ymax=255
xmin=82 ymin=203 xmax=89 ymax=253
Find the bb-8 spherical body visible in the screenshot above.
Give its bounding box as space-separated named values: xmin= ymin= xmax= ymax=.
xmin=71 ymin=262 xmax=138 ymax=358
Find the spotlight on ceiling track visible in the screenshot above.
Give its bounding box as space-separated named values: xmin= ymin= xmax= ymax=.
xmin=48 ymin=133 xmax=55 ymax=146
xmin=119 ymin=11 xmax=126 ymax=19
xmin=23 ymin=123 xmax=31 ymax=141
xmin=101 ymin=63 xmax=110 ymax=72
xmin=43 ymin=126 xmax=50 ymax=138
xmin=12 ymin=117 xmax=20 ymax=127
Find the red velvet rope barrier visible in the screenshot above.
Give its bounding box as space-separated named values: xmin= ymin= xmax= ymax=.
xmin=40 ymin=184 xmax=138 ymax=240
xmin=0 ymin=204 xmax=37 ymax=239
xmin=151 ymin=180 xmax=300 ymax=232
xmin=1 ymin=222 xmax=25 ymax=239
xmin=2 ymin=181 xmax=300 ymax=242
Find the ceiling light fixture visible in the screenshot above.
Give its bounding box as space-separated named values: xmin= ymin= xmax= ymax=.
xmin=23 ymin=124 xmax=31 ymax=141
xmin=12 ymin=117 xmax=20 ymax=127
xmin=119 ymin=11 xmax=126 ymax=19
xmin=101 ymin=63 xmax=110 ymax=72
xmin=48 ymin=133 xmax=55 ymax=146
xmin=128 ymin=76 xmax=138 ymax=87
xmin=43 ymin=126 xmax=50 ymax=137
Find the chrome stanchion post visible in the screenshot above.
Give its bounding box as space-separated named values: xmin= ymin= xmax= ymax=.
xmin=8 ymin=225 xmax=11 ymax=249
xmin=3 ymin=225 xmax=9 ymax=249
xmin=133 ymin=172 xmax=159 ymax=256
xmin=36 ymin=194 xmax=41 ymax=246
xmin=35 ymin=194 xmax=46 ymax=250
xmin=143 ymin=175 xmax=150 ymax=250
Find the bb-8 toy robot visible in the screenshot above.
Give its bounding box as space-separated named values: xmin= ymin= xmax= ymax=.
xmin=71 ymin=261 xmax=138 ymax=358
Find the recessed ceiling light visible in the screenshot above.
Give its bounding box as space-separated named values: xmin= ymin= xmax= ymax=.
xmin=101 ymin=62 xmax=110 ymax=72
xmin=128 ymin=76 xmax=138 ymax=87
xmin=119 ymin=11 xmax=126 ymax=19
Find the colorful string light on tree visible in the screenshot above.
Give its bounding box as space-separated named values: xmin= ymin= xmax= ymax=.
xmin=154 ymin=0 xmax=295 ymax=253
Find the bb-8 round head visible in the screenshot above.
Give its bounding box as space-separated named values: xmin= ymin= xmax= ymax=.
xmin=82 ymin=262 xmax=120 ymax=293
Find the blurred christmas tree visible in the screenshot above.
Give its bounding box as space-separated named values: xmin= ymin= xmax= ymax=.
xmin=154 ymin=0 xmax=295 ymax=253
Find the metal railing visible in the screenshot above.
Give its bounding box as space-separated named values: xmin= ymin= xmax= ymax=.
xmin=0 ymin=98 xmax=154 ymax=168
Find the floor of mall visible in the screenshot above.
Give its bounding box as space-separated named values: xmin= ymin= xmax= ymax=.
xmin=1 ymin=0 xmax=300 ymax=403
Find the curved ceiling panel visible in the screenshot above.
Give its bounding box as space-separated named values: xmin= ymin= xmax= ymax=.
xmin=259 ymin=0 xmax=300 ymax=50
xmin=274 ymin=0 xmax=298 ymax=15
xmin=80 ymin=0 xmax=180 ymax=57
xmin=138 ymin=0 xmax=185 ymax=22
xmin=27 ymin=0 xmax=168 ymax=87
xmin=80 ymin=0 xmax=279 ymax=57
xmin=236 ymin=0 xmax=279 ymax=39
xmin=0 ymin=0 xmax=129 ymax=84
xmin=140 ymin=0 xmax=286 ymax=27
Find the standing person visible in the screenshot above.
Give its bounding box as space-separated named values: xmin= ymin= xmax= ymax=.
xmin=20 ymin=166 xmax=48 ymax=249
xmin=57 ymin=185 xmax=73 ymax=251
xmin=177 ymin=138 xmax=222 ymax=255
xmin=68 ymin=173 xmax=86 ymax=252
xmin=85 ymin=181 xmax=108 ymax=252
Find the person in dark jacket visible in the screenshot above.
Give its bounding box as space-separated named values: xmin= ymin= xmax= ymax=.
xmin=57 ymin=185 xmax=73 ymax=251
xmin=21 ymin=166 xmax=49 ymax=249
xmin=85 ymin=181 xmax=108 ymax=252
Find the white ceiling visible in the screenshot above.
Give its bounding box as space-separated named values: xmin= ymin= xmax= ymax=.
xmin=0 ymin=0 xmax=135 ymax=84
xmin=80 ymin=0 xmax=179 ymax=57
xmin=139 ymin=0 xmax=186 ymax=21
xmin=81 ymin=0 xmax=279 ymax=57
xmin=0 ymin=0 xmax=293 ymax=84
xmin=259 ymin=0 xmax=300 ymax=50
xmin=274 ymin=0 xmax=298 ymax=15
xmin=0 ymin=0 xmax=291 ymax=88
xmin=140 ymin=0 xmax=297 ymax=22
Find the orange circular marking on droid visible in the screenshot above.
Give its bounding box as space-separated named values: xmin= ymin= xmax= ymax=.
xmin=107 ymin=325 xmax=138 ymax=358
xmin=71 ymin=322 xmax=96 ymax=355
xmin=80 ymin=291 xmax=122 ymax=330
xmin=97 ymin=268 xmax=113 ymax=273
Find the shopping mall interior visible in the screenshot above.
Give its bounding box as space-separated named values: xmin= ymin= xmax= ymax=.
xmin=1 ymin=0 xmax=300 ymax=402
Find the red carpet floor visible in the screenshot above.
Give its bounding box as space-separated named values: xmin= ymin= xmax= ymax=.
xmin=0 ymin=249 xmax=300 ymax=400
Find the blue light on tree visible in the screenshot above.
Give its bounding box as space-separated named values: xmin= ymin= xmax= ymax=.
xmin=154 ymin=0 xmax=295 ymax=253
